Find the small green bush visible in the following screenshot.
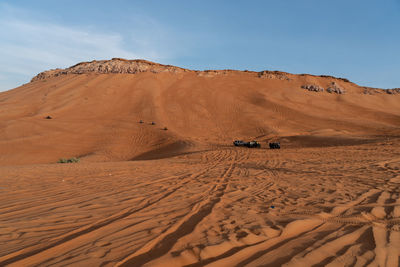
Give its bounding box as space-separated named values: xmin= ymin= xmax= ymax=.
xmin=58 ymin=157 xmax=80 ymax=163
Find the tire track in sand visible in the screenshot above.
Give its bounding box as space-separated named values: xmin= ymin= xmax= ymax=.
xmin=202 ymin=173 xmax=400 ymax=267
xmin=0 ymin=151 xmax=229 ymax=266
xmin=115 ymin=149 xmax=238 ymax=266
xmin=270 ymin=189 xmax=400 ymax=266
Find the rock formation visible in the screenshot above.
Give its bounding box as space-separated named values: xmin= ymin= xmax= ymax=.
xmin=326 ymin=82 xmax=346 ymax=94
xmin=258 ymin=70 xmax=291 ymax=80
xmin=31 ymin=58 xmax=297 ymax=82
xmin=301 ymin=84 xmax=324 ymax=92
xmin=386 ymin=88 xmax=400 ymax=94
xmin=29 ymin=58 xmax=398 ymax=98
xmin=31 ymin=58 xmax=189 ymax=82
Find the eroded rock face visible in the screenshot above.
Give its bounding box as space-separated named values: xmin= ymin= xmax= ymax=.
xmin=31 ymin=58 xmax=297 ymax=82
xmin=386 ymin=88 xmax=400 ymax=94
xmin=31 ymin=58 xmax=190 ymax=82
xmin=363 ymin=87 xmax=376 ymax=95
xmin=301 ymin=82 xmax=346 ymax=94
xmin=258 ymin=71 xmax=290 ymax=81
xmin=301 ymin=84 xmax=324 ymax=92
xmin=363 ymin=87 xmax=400 ymax=95
xmin=196 ymin=70 xmax=239 ymax=77
xmin=326 ymin=82 xmax=346 ymax=94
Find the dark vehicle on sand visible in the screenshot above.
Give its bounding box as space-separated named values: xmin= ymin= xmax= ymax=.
xmin=245 ymin=141 xmax=261 ymax=148
xmin=269 ymin=142 xmax=280 ymax=149
xmin=233 ymin=140 xmax=246 ymax=146
xmin=233 ymin=140 xmax=261 ymax=148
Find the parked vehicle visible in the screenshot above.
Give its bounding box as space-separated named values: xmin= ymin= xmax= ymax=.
xmin=269 ymin=142 xmax=280 ymax=149
xmin=233 ymin=140 xmax=246 ymax=146
xmin=245 ymin=141 xmax=261 ymax=148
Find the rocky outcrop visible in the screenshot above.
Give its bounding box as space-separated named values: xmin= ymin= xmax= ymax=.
xmin=258 ymin=71 xmax=291 ymax=81
xmin=32 ymin=58 xmax=397 ymax=96
xmin=363 ymin=87 xmax=400 ymax=95
xmin=319 ymin=75 xmax=350 ymax=83
xmin=31 ymin=58 xmax=190 ymax=82
xmin=386 ymin=88 xmax=400 ymax=94
xmin=196 ymin=69 xmax=240 ymax=77
xmin=363 ymin=87 xmax=377 ymax=95
xmin=31 ymin=58 xmax=297 ymax=82
xmin=301 ymin=84 xmax=324 ymax=92
xmin=326 ymin=82 xmax=345 ymax=94
xmin=301 ymin=82 xmax=345 ymax=94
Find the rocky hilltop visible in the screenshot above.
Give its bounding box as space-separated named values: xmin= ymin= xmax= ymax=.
xmin=31 ymin=58 xmax=190 ymax=82
xmin=31 ymin=58 xmax=346 ymax=83
xmin=30 ymin=58 xmax=400 ymax=95
xmin=32 ymin=58 xmax=294 ymax=81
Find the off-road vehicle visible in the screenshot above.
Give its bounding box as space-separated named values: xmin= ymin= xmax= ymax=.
xmin=245 ymin=141 xmax=261 ymax=148
xmin=233 ymin=140 xmax=246 ymax=146
xmin=269 ymin=142 xmax=280 ymax=149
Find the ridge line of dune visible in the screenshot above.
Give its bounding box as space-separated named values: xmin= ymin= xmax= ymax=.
xmin=30 ymin=58 xmax=354 ymax=84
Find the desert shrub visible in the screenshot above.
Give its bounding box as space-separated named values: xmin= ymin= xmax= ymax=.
xmin=58 ymin=157 xmax=80 ymax=163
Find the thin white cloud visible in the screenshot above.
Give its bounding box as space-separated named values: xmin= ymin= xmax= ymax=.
xmin=0 ymin=21 xmax=136 ymax=91
xmin=0 ymin=4 xmax=171 ymax=91
xmin=1 ymin=20 xmax=137 ymax=62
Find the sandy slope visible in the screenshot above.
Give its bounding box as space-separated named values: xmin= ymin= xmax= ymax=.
xmin=0 ymin=60 xmax=399 ymax=165
xmin=0 ymin=60 xmax=400 ymax=266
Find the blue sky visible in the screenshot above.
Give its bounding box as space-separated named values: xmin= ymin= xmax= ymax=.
xmin=0 ymin=0 xmax=399 ymax=91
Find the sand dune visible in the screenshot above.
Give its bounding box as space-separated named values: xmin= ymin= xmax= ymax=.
xmin=0 ymin=59 xmax=399 ymax=266
xmin=0 ymin=58 xmax=399 ymax=165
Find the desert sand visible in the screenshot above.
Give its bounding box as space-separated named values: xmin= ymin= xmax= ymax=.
xmin=0 ymin=58 xmax=399 ymax=266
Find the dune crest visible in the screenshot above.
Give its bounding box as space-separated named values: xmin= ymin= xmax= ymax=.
xmin=31 ymin=58 xmax=353 ymax=83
